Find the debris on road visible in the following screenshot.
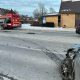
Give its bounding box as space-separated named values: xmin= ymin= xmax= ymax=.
xmin=60 ymin=45 xmax=80 ymax=80
xmin=0 ymin=73 xmax=17 ymax=80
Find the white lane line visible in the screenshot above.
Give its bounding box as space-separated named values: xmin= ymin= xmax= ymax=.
xmin=0 ymin=43 xmax=42 ymax=52
xmin=17 ymin=46 xmax=42 ymax=51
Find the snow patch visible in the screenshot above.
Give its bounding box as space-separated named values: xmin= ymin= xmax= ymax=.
xmin=21 ymin=24 xmax=75 ymax=31
xmin=3 ymin=77 xmax=10 ymax=80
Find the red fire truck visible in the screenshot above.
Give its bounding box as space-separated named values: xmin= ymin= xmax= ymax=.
xmin=0 ymin=13 xmax=21 ymax=29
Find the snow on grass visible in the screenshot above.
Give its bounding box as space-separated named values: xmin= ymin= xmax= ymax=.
xmin=21 ymin=24 xmax=75 ymax=31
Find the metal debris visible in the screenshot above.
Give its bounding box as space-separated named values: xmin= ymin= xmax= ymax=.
xmin=0 ymin=73 xmax=17 ymax=80
xmin=60 ymin=46 xmax=80 ymax=80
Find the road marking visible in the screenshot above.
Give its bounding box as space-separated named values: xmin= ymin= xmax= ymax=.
xmin=0 ymin=43 xmax=42 ymax=52
xmin=18 ymin=46 xmax=42 ymax=51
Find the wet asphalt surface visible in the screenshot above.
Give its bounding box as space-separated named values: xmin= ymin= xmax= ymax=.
xmin=0 ymin=29 xmax=80 ymax=80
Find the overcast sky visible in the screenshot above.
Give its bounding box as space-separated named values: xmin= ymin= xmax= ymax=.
xmin=0 ymin=0 xmax=79 ymax=16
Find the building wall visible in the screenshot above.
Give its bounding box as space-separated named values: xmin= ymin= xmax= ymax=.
xmin=61 ymin=14 xmax=75 ymax=28
xmin=45 ymin=16 xmax=58 ymax=27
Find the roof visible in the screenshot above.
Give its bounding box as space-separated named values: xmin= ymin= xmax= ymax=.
xmin=43 ymin=13 xmax=60 ymax=17
xmin=60 ymin=1 xmax=80 ymax=14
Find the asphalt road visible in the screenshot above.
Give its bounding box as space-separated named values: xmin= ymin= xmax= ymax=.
xmin=0 ymin=29 xmax=80 ymax=80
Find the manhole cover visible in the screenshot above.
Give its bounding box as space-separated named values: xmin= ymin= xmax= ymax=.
xmin=27 ymin=32 xmax=36 ymax=34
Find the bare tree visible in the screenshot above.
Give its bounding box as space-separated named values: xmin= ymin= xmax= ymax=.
xmin=49 ymin=7 xmax=56 ymax=14
xmin=33 ymin=2 xmax=47 ymax=18
xmin=13 ymin=10 xmax=19 ymax=14
xmin=38 ymin=2 xmax=47 ymax=16
xmin=33 ymin=9 xmax=39 ymax=18
xmin=33 ymin=2 xmax=47 ymax=25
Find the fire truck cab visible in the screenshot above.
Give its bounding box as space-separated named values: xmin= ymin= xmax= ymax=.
xmin=0 ymin=13 xmax=21 ymax=29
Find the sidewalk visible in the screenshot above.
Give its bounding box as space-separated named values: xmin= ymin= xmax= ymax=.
xmin=21 ymin=24 xmax=75 ymax=32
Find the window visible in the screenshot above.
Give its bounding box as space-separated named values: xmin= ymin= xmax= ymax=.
xmin=5 ymin=18 xmax=11 ymax=23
